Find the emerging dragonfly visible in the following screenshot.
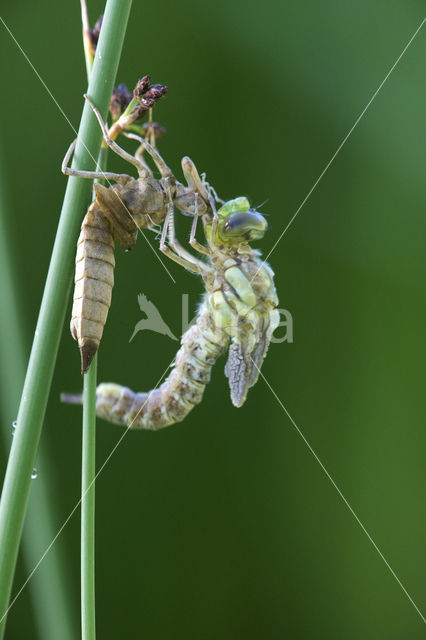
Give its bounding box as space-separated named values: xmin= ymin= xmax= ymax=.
xmin=63 ymin=94 xmax=212 ymax=374
xmin=64 ymin=184 xmax=280 ymax=428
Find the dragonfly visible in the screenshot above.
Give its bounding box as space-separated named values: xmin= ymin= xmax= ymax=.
xmin=63 ymin=94 xmax=213 ymax=374
xmin=63 ymin=187 xmax=280 ymax=429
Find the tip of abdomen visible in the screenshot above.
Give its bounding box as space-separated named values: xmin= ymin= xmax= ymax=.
xmin=61 ymin=391 xmax=83 ymax=405
xmin=80 ymin=341 xmax=98 ymax=375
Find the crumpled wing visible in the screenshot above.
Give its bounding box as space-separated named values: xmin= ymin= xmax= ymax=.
xmin=224 ymin=341 xmax=249 ymax=407
xmin=94 ymin=183 xmax=138 ymax=251
xmin=224 ymin=309 xmax=280 ymax=407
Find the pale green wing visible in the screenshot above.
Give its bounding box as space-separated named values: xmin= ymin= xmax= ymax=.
xmin=224 ymin=308 xmax=280 ymax=407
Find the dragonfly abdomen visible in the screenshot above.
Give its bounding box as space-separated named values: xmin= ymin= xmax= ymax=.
xmin=70 ymin=200 xmax=115 ymax=374
xmin=95 ymin=301 xmax=228 ymax=430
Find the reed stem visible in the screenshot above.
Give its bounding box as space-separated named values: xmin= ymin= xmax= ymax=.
xmin=0 ymin=139 xmax=77 ymax=640
xmin=0 ymin=1 xmax=132 ymax=635
xmin=81 ymin=353 xmax=98 ymax=640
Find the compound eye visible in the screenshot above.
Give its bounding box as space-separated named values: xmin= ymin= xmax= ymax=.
xmin=222 ymin=211 xmax=268 ymax=241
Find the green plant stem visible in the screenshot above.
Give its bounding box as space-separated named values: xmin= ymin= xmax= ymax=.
xmin=0 ymin=143 xmax=77 ymax=640
xmin=81 ymin=353 xmax=98 ymax=640
xmin=80 ymin=0 xmax=94 ymax=79
xmin=0 ymin=1 xmax=132 ymax=635
xmin=81 ymin=142 xmax=108 ymax=640
xmin=80 ymin=7 xmax=98 ymax=633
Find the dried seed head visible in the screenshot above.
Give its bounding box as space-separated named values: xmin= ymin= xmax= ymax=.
xmin=143 ymin=84 xmax=169 ymax=102
xmin=110 ymin=83 xmax=133 ymax=121
xmin=109 ymin=77 xmax=169 ymax=125
xmin=133 ymin=75 xmax=151 ymax=99
xmin=89 ymin=14 xmax=103 ymax=56
xmin=131 ymin=78 xmax=169 ymax=122
xmin=141 ymin=121 xmax=167 ymax=138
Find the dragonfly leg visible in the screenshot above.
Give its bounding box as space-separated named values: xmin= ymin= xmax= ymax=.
xmin=183 ymin=157 xmax=220 ymax=248
xmin=122 ymin=132 xmax=153 ymax=177
xmin=119 ymin=130 xmax=173 ymax=180
xmin=146 ymin=108 xmax=156 ymax=148
xmin=181 ymin=156 xmax=210 ymax=204
xmin=84 ymin=94 xmax=149 ymax=174
xmin=207 ymin=196 xmax=219 ymax=249
xmin=160 ymin=183 xmax=210 ymax=274
xmin=62 ymin=139 xmax=128 ymax=181
xmin=201 ymin=172 xmax=224 ymax=205
xmin=140 ymin=141 xmax=173 ymax=179
xmin=189 ymin=194 xmax=211 ymax=256
xmin=160 ymin=210 xmax=200 ymax=273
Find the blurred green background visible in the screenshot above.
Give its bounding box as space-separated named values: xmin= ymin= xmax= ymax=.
xmin=1 ymin=0 xmax=425 ymax=638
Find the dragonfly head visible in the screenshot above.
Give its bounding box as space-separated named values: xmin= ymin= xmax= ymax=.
xmin=216 ymin=197 xmax=268 ymax=244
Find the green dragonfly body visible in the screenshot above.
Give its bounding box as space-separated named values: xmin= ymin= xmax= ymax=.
xmin=95 ymin=197 xmax=279 ymax=429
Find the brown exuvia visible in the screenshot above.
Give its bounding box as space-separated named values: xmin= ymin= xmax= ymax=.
xmin=63 ymin=95 xmax=211 ymax=373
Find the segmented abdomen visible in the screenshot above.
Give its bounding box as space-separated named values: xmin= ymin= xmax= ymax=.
xmin=95 ymin=301 xmax=229 ymax=429
xmin=70 ymin=200 xmax=115 ymax=374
